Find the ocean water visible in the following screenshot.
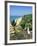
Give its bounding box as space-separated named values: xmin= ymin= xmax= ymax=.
xmin=10 ymin=16 xmax=22 ymax=22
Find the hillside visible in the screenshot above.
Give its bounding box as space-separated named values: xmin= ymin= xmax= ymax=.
xmin=20 ymin=14 xmax=32 ymax=31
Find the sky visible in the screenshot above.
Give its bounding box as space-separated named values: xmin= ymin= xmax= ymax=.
xmin=10 ymin=5 xmax=32 ymax=16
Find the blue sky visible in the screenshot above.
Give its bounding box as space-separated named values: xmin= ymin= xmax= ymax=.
xmin=10 ymin=5 xmax=32 ymax=16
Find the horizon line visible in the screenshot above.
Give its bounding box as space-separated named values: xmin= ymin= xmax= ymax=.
xmin=10 ymin=14 xmax=32 ymax=16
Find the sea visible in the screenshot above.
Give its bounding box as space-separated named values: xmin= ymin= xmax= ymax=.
xmin=10 ymin=16 xmax=22 ymax=22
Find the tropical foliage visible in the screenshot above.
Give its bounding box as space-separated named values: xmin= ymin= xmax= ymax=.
xmin=10 ymin=14 xmax=32 ymax=40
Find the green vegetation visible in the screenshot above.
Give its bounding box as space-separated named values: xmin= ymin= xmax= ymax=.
xmin=10 ymin=14 xmax=32 ymax=40
xmin=11 ymin=20 xmax=16 ymax=26
xmin=20 ymin=14 xmax=32 ymax=31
